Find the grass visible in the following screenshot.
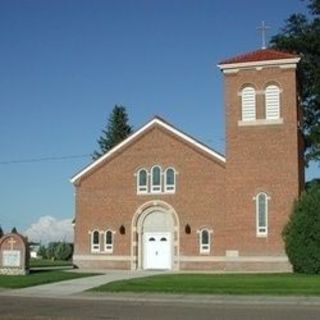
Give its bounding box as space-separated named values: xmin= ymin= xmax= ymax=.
xmin=30 ymin=258 xmax=73 ymax=268
xmin=0 ymin=270 xmax=98 ymax=289
xmin=91 ymin=273 xmax=320 ymax=296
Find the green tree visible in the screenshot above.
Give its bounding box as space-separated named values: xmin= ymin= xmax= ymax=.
xmin=283 ymin=185 xmax=320 ymax=273
xmin=0 ymin=225 xmax=3 ymax=238
xmin=37 ymin=245 xmax=47 ymax=259
xmin=92 ymin=105 xmax=133 ymax=160
xmin=271 ymin=0 xmax=320 ymax=163
xmin=11 ymin=227 xmax=17 ymax=234
xmin=54 ymin=242 xmax=73 ymax=261
xmin=46 ymin=242 xmax=58 ymax=260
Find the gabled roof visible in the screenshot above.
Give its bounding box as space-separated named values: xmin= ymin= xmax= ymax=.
xmin=70 ymin=116 xmax=226 ymax=184
xmin=218 ymin=48 xmax=300 ymax=70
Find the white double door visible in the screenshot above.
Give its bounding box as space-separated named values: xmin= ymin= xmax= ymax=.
xmin=143 ymin=232 xmax=171 ymax=270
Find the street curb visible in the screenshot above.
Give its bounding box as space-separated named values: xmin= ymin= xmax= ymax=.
xmin=2 ymin=290 xmax=320 ymax=306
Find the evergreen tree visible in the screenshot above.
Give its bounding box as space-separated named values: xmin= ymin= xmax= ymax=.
xmin=11 ymin=227 xmax=17 ymax=234
xmin=92 ymin=105 xmax=133 ymax=160
xmin=38 ymin=245 xmax=47 ymax=259
xmin=54 ymin=242 xmax=73 ymax=261
xmin=271 ymin=0 xmax=320 ymax=163
xmin=283 ymin=185 xmax=320 ymax=273
xmin=0 ymin=225 xmax=3 ymax=238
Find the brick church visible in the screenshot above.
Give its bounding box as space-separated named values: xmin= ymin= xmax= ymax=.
xmin=71 ymin=48 xmax=304 ymax=271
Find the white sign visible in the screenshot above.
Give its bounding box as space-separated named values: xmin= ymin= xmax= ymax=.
xmin=2 ymin=250 xmax=21 ymax=267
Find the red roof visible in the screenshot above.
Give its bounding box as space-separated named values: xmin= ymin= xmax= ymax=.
xmin=219 ymin=48 xmax=299 ymax=65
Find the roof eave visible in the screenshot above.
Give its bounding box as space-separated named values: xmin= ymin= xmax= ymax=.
xmin=218 ymin=57 xmax=301 ymax=71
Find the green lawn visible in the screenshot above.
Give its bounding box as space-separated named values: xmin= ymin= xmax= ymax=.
xmin=30 ymin=258 xmax=73 ymax=268
xmin=91 ymin=273 xmax=320 ymax=296
xmin=0 ymin=270 xmax=98 ymax=289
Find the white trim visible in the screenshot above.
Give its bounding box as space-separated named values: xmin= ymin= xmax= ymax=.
xmin=179 ymin=256 xmax=289 ymax=262
xmin=218 ymin=57 xmax=300 ymax=71
xmin=198 ymin=228 xmax=212 ymax=254
xmin=150 ymin=165 xmax=162 ymax=193
xmin=164 ymin=167 xmax=176 ymax=193
xmin=91 ymin=229 xmax=100 ymax=253
xmin=255 ymin=192 xmax=269 ymax=237
xmin=238 ymin=118 xmax=283 ymax=126
xmin=73 ymin=254 xmax=131 ymax=261
xmin=70 ymin=118 xmax=225 ymax=183
xmin=137 ymin=168 xmax=148 ymax=194
xmin=104 ymin=230 xmax=114 ymax=253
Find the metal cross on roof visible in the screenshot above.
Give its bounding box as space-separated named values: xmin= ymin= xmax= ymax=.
xmin=257 ymin=21 xmax=270 ymax=49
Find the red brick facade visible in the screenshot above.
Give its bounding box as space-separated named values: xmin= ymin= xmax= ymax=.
xmin=71 ymin=49 xmax=304 ymax=271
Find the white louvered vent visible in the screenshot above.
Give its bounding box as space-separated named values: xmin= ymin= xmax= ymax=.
xmin=241 ymin=87 xmax=256 ymax=121
xmin=265 ymin=85 xmax=280 ymax=120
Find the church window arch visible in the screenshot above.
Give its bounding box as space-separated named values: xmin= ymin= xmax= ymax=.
xmin=104 ymin=230 xmax=114 ymax=253
xmin=165 ymin=167 xmax=176 ymax=193
xmin=265 ymin=84 xmax=281 ymax=120
xmin=198 ymin=228 xmax=212 ymax=254
xmin=241 ymin=86 xmax=256 ymax=121
xmin=91 ymin=230 xmax=100 ymax=252
xmin=151 ymin=165 xmax=162 ymax=193
xmin=137 ymin=168 xmax=148 ymax=194
xmin=255 ymin=192 xmax=269 ymax=236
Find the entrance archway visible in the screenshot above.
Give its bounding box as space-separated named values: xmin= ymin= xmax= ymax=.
xmin=131 ymin=201 xmax=179 ymax=271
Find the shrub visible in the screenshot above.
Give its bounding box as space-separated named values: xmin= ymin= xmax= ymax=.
xmin=283 ymin=185 xmax=320 ymax=273
xmin=54 ymin=242 xmax=73 ymax=261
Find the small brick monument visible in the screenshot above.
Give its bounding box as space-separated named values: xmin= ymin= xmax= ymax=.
xmin=0 ymin=232 xmax=29 ymax=275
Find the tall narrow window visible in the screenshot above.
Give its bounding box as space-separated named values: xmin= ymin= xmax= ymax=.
xmin=199 ymin=229 xmax=210 ymax=254
xmin=265 ymin=85 xmax=280 ymax=120
xmin=137 ymin=169 xmax=148 ymax=193
xmin=165 ymin=168 xmax=176 ymax=193
xmin=105 ymin=230 xmax=113 ymax=253
xmin=241 ymin=87 xmax=256 ymax=121
xmin=91 ymin=230 xmax=100 ymax=252
xmin=256 ymin=192 xmax=268 ymax=236
xmin=151 ymin=166 xmax=161 ymax=193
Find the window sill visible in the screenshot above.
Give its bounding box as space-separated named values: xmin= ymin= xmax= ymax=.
xmin=256 ymin=233 xmax=268 ymax=238
xmin=238 ymin=118 xmax=283 ymax=127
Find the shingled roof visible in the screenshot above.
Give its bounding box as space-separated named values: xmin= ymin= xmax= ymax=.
xmin=219 ymin=48 xmax=299 ymax=65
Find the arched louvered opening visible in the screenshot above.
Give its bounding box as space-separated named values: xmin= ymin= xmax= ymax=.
xmin=265 ymin=85 xmax=280 ymax=120
xmin=241 ymin=86 xmax=256 ymax=121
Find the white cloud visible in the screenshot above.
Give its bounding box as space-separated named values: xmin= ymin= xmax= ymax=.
xmin=24 ymin=216 xmax=74 ymax=244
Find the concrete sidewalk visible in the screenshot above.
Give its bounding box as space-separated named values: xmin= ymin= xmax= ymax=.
xmin=2 ymin=270 xmax=159 ymax=298
xmin=2 ymin=270 xmax=320 ymax=307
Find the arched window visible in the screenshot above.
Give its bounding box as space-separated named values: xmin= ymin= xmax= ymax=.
xmin=199 ymin=229 xmax=211 ymax=254
xmin=91 ymin=230 xmax=100 ymax=252
xmin=151 ymin=166 xmax=162 ymax=193
xmin=256 ymin=192 xmax=269 ymax=236
xmin=165 ymin=168 xmax=176 ymax=193
xmin=265 ymin=85 xmax=280 ymax=120
xmin=137 ymin=169 xmax=148 ymax=193
xmin=105 ymin=230 xmax=113 ymax=253
xmin=241 ymin=86 xmax=256 ymax=121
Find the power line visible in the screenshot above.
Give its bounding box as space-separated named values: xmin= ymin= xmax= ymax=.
xmin=0 ymin=154 xmax=91 ymax=165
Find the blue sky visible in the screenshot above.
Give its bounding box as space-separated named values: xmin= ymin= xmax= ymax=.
xmin=0 ymin=0 xmax=317 ymax=235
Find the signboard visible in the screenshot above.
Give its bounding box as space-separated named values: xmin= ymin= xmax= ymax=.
xmin=2 ymin=250 xmax=21 ymax=267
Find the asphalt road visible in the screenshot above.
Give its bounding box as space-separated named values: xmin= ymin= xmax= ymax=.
xmin=1 ymin=296 xmax=320 ymax=320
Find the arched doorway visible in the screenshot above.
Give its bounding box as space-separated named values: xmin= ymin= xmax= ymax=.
xmin=131 ymin=201 xmax=179 ymax=271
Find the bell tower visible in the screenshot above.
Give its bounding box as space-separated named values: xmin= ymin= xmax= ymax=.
xmin=218 ymin=49 xmax=304 ymax=261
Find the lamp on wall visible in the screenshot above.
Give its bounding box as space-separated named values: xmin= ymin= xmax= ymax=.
xmin=185 ymin=224 xmax=191 ymax=234
xmin=119 ymin=225 xmax=126 ymax=235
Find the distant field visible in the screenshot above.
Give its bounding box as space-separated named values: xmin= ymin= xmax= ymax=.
xmin=0 ymin=270 xmax=98 ymax=289
xmin=30 ymin=259 xmax=73 ymax=267
xmin=91 ymin=273 xmax=320 ymax=296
